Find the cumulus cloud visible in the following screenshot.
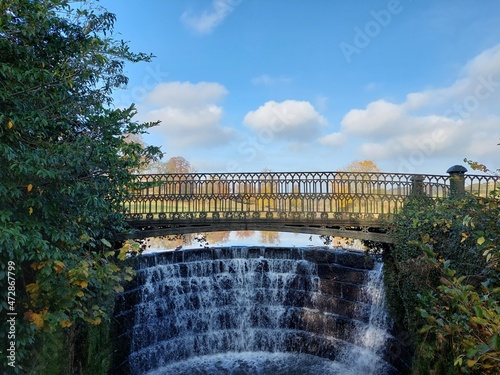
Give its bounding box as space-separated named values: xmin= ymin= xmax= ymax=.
xmin=181 ymin=0 xmax=240 ymax=34
xmin=243 ymin=100 xmax=327 ymax=141
xmin=318 ymin=132 xmax=345 ymax=147
xmin=341 ymin=100 xmax=405 ymax=137
xmin=146 ymin=81 xmax=227 ymax=108
xmin=331 ymin=44 xmax=500 ymax=171
xmin=139 ymin=81 xmax=236 ymax=148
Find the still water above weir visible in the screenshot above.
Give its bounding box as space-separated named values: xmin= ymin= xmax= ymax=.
xmin=111 ymin=245 xmax=407 ymax=375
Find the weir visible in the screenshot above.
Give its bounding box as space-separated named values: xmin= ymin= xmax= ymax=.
xmin=111 ymin=247 xmax=410 ymax=374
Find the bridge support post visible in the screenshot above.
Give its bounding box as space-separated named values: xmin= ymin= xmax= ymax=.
xmin=447 ymin=165 xmax=467 ymax=197
xmin=410 ymin=175 xmax=424 ymax=196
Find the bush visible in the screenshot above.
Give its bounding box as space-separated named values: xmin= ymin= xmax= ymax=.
xmin=384 ymin=187 xmax=499 ymax=374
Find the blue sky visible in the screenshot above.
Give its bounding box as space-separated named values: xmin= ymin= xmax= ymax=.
xmin=101 ymin=0 xmax=500 ymax=175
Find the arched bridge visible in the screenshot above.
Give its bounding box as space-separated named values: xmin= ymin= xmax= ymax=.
xmin=121 ymin=167 xmax=497 ymax=243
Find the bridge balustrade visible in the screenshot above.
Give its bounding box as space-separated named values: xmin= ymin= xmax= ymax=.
xmin=120 ymin=169 xmax=497 ymax=241
xmin=124 ymin=171 xmax=450 ymax=220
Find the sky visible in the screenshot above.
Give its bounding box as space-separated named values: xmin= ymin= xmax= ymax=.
xmin=100 ymin=0 xmax=500 ymax=175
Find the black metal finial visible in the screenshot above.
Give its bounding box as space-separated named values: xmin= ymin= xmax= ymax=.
xmin=446 ymin=165 xmax=467 ymax=174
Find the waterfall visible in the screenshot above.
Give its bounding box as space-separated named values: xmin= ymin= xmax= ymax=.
xmin=336 ymin=262 xmax=393 ymax=375
xmin=112 ymin=248 xmax=402 ymax=375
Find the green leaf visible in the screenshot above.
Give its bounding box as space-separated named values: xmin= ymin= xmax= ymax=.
xmin=488 ymin=334 xmax=500 ymax=350
xmin=473 ymin=305 xmax=483 ymax=318
xmin=419 ymin=325 xmax=433 ymax=333
xmin=100 ymin=238 xmax=112 ymax=248
xmin=466 ymin=348 xmax=478 ymax=358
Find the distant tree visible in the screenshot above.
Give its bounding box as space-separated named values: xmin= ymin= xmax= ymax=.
xmin=341 ymin=159 xmax=381 ymax=172
xmin=150 ymin=156 xmax=194 ymax=174
xmin=0 ymin=0 xmax=161 ymax=371
xmin=260 ymin=231 xmax=280 ymax=244
xmin=124 ymin=134 xmax=159 ymax=173
xmin=333 ymin=160 xmax=381 ymax=211
xmin=236 ymin=231 xmax=255 ymax=239
xmin=205 ymin=231 xmax=231 ymax=245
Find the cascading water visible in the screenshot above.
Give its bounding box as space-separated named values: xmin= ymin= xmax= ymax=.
xmin=336 ymin=262 xmax=392 ymax=373
xmin=112 ymin=247 xmax=403 ymax=375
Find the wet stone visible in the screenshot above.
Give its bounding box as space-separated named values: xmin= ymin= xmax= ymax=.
xmin=112 ymin=247 xmax=394 ymax=375
xmin=335 ymin=251 xmax=374 ymax=270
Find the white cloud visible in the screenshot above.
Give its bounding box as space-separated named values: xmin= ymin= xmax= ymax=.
xmin=243 ymin=100 xmax=327 ymax=141
xmin=139 ymin=81 xmax=236 ymax=148
xmin=341 ymin=100 xmax=405 ymax=136
xmin=334 ymin=44 xmax=500 ymax=172
xmin=181 ymin=0 xmax=240 ymax=34
xmin=145 ymin=82 xmax=227 ymax=108
xmin=318 ymin=132 xmax=345 ymax=147
xmin=463 ymin=44 xmax=500 ymax=77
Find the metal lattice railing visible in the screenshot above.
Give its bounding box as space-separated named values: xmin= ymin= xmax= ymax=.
xmin=122 ymin=171 xmax=497 ymax=223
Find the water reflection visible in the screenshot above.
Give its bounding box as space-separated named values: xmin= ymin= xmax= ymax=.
xmin=143 ymin=231 xmax=365 ymax=253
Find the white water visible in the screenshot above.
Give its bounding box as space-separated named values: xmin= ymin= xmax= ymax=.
xmin=128 ymin=252 xmax=394 ymax=375
xmin=335 ymin=262 xmax=392 ymax=374
xmin=145 ymin=352 xmax=363 ymax=375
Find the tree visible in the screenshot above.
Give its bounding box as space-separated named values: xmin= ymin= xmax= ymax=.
xmin=150 ymin=156 xmax=194 ymax=174
xmin=123 ymin=133 xmax=156 ymax=173
xmin=0 ymin=1 xmax=161 ymax=372
xmin=332 ymin=160 xmax=381 ymax=212
xmin=341 ymin=159 xmax=381 ymax=172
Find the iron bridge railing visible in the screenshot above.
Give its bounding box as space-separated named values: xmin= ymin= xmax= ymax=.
xmin=122 ymin=170 xmax=498 ymax=226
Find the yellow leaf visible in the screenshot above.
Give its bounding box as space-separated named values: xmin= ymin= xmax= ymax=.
xmin=27 ymin=184 xmax=33 ymax=192
xmin=8 ymin=120 xmax=13 ymax=129
xmin=76 ymin=290 xmax=84 ymax=298
xmin=29 ymin=207 xmax=33 ymax=215
xmin=61 ymin=320 xmax=72 ymax=328
xmin=26 ymin=283 xmax=40 ymax=293
xmin=53 ymin=261 xmax=66 ymax=274
xmin=477 ymin=236 xmax=485 ymax=245
xmin=78 ymin=281 xmax=88 ymax=288
xmin=25 ymin=311 xmax=44 ymax=329
xmin=86 ymin=317 xmax=101 ymax=325
xmin=467 ymin=359 xmax=478 ymax=367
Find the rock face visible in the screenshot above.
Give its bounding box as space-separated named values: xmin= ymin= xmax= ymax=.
xmin=110 ymin=247 xmax=410 ymax=375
